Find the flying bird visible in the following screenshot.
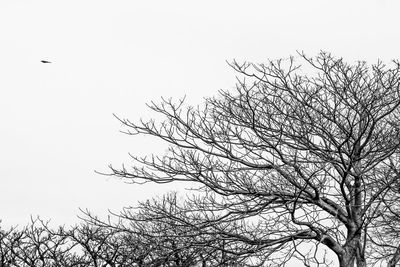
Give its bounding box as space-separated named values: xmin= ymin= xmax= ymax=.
xmin=41 ymin=60 xmax=52 ymax=63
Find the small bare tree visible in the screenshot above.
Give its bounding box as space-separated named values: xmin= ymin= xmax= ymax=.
xmin=367 ymin=184 xmax=400 ymax=267
xmin=106 ymin=52 xmax=400 ymax=267
xmin=82 ymin=192 xmax=250 ymax=266
xmin=0 ymin=219 xmax=77 ymax=267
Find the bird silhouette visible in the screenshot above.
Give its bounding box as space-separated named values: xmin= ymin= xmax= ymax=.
xmin=41 ymin=60 xmax=51 ymax=63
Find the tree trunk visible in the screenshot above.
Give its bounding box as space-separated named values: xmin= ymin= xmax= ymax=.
xmin=388 ymin=247 xmax=400 ymax=267
xmin=356 ymin=257 xmax=366 ymax=267
xmin=338 ymin=244 xmax=357 ymax=267
xmin=338 ymin=254 xmax=355 ymax=267
xmin=338 ymin=251 xmax=367 ymax=267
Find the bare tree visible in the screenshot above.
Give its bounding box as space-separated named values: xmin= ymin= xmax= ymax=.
xmin=82 ymin=193 xmax=250 ymax=266
xmin=1 ymin=213 xmax=237 ymax=267
xmin=0 ymin=226 xmax=20 ymax=266
xmin=105 ymin=52 xmax=400 ymax=267
xmin=367 ymin=183 xmax=400 ymax=267
xmin=0 ymin=219 xmax=79 ymax=267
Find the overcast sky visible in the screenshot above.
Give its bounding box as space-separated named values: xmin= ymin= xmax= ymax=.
xmin=1 ymin=0 xmax=399 ymax=232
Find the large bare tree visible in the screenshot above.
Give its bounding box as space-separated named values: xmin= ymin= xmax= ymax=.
xmin=106 ymin=52 xmax=400 ymax=267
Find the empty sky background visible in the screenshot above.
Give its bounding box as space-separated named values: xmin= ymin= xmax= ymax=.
xmin=1 ymin=0 xmax=400 ymax=232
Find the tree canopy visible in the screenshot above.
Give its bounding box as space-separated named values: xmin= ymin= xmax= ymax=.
xmin=106 ymin=52 xmax=400 ymax=267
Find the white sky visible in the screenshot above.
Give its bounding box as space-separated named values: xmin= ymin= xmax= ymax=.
xmin=0 ymin=0 xmax=399 ymax=238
